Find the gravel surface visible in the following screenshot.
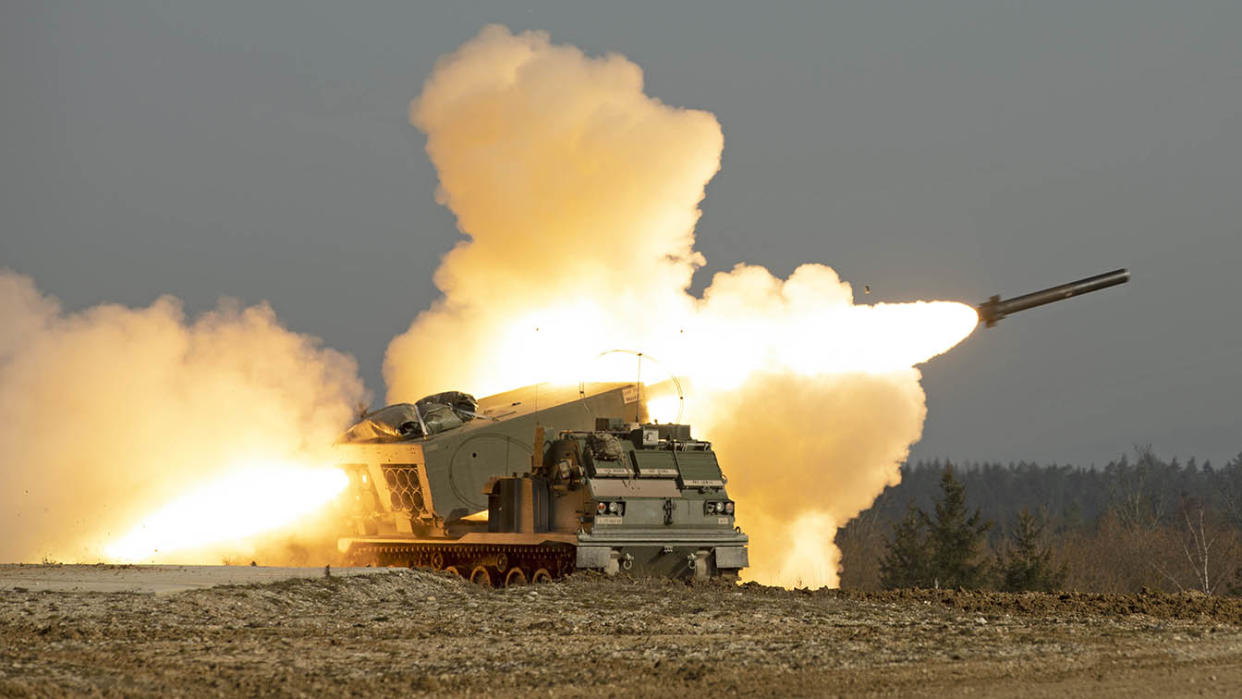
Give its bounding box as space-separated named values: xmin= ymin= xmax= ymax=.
xmin=0 ymin=564 xmax=388 ymax=594
xmin=2 ymin=566 xmax=1241 ymax=697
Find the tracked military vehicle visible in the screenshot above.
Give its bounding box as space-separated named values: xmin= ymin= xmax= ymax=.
xmin=335 ymin=382 xmax=748 ymax=585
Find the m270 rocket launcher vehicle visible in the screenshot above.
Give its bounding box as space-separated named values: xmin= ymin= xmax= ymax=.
xmin=335 ymin=383 xmax=747 ymax=586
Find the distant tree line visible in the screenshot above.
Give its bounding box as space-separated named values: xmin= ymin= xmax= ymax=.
xmin=837 ymin=448 xmax=1242 ymax=595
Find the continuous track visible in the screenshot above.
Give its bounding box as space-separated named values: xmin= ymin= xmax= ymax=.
xmin=347 ymin=542 xmax=576 ymax=587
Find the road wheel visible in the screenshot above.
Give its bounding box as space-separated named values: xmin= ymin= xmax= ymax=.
xmin=503 ymin=568 xmax=527 ymax=588
xmin=531 ymin=568 xmax=552 ymax=583
xmin=495 ymin=553 xmax=509 ymax=572
xmin=442 ymin=566 xmax=462 ymax=579
xmin=469 ymin=566 xmax=492 ymax=587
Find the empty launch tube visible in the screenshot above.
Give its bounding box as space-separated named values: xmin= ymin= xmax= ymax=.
xmin=977 ymin=268 xmax=1130 ymax=327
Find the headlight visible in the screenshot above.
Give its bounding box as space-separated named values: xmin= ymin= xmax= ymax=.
xmin=597 ymin=502 xmax=607 ymax=514
xmin=704 ymin=501 xmax=717 ymax=514
xmin=608 ymin=501 xmax=620 ymax=515
xmin=724 ymin=501 xmax=734 ymax=515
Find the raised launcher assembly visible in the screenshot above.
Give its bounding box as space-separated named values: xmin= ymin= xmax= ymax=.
xmin=976 ymin=268 xmax=1130 ymax=327
xmin=335 ymin=383 xmax=748 ymax=586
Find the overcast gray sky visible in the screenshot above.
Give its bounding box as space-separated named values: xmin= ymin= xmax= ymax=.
xmin=3 ymin=1 xmax=1239 ymax=467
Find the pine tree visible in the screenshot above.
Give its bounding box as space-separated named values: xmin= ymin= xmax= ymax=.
xmin=879 ymin=499 xmax=931 ymax=588
xmin=926 ymin=465 xmax=992 ymax=589
xmin=998 ymin=507 xmax=1067 ymax=592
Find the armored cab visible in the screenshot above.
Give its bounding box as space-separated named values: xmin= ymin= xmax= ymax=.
xmin=335 ymin=382 xmax=748 ymax=585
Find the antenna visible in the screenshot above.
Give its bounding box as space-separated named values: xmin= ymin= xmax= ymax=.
xmin=532 ymin=324 xmax=544 ymax=471
xmin=592 ymin=348 xmax=686 ymax=424
xmin=532 ymin=326 xmax=540 ymax=417
xmin=635 ymin=351 xmax=643 ymax=423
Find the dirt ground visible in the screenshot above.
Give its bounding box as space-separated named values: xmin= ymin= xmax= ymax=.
xmin=3 ymin=566 xmax=1241 ymax=697
xmin=0 ymin=564 xmax=388 ymax=595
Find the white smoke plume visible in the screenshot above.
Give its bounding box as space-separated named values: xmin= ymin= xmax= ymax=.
xmin=385 ymin=26 xmax=977 ymax=587
xmin=700 ymin=371 xmax=927 ymax=587
xmin=0 ymin=271 xmax=365 ymax=563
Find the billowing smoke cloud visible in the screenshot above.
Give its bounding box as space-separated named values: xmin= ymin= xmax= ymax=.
xmin=701 ymin=371 xmax=927 ymax=588
xmin=0 ymin=271 xmax=365 ymax=563
xmin=385 ymin=24 xmax=715 ymax=397
xmin=386 ymin=26 xmax=977 ymax=587
xmin=0 ymin=25 xmax=969 ymax=580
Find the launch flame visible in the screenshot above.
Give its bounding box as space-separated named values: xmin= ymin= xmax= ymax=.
xmin=104 ymin=461 xmax=349 ymax=563
xmin=384 ymin=26 xmax=978 ymax=587
xmin=0 ymin=274 xmax=364 ymax=564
